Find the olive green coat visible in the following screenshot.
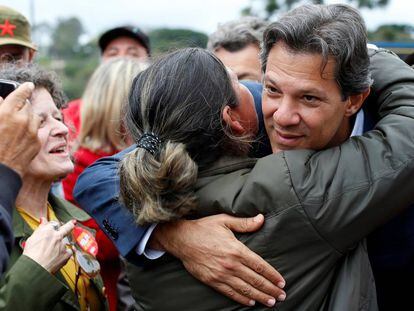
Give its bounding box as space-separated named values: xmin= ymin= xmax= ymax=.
xmin=0 ymin=194 xmax=108 ymax=311
xmin=126 ymin=49 xmax=414 ymax=310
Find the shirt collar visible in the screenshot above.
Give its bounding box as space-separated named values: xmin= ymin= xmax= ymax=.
xmin=350 ymin=109 xmax=365 ymax=137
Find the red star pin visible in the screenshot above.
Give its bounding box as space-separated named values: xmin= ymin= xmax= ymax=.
xmin=0 ymin=19 xmax=16 ymax=37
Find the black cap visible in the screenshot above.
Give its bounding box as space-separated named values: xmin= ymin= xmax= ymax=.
xmin=98 ymin=26 xmax=150 ymax=55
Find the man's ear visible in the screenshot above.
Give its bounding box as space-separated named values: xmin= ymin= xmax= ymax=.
xmin=345 ymin=88 xmax=371 ymax=117
xmin=222 ymin=105 xmax=245 ymax=134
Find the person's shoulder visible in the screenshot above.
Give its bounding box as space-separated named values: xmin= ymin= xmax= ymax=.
xmin=368 ymin=45 xmax=401 ymax=62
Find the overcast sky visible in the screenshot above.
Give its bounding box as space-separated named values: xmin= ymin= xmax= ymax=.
xmin=2 ymin=0 xmax=413 ymax=39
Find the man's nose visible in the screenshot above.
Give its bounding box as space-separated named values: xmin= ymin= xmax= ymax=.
xmin=273 ymin=97 xmax=301 ymax=128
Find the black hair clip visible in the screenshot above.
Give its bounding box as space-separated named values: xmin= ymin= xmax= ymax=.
xmin=136 ymin=132 xmax=161 ymax=156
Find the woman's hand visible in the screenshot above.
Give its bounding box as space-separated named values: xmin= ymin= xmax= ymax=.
xmin=23 ymin=218 xmax=76 ymax=273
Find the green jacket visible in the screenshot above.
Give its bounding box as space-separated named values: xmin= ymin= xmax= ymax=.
xmin=126 ymin=49 xmax=414 ymax=310
xmin=0 ymin=194 xmax=108 ymax=311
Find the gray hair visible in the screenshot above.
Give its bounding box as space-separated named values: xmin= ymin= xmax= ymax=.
xmin=207 ymin=16 xmax=269 ymax=52
xmin=0 ymin=63 xmax=66 ymax=108
xmin=261 ymin=4 xmax=373 ymax=99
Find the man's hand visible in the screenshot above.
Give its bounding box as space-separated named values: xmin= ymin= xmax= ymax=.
xmin=151 ymin=214 xmax=286 ymax=307
xmin=23 ymin=218 xmax=75 ymax=273
xmin=0 ymin=82 xmax=41 ymax=177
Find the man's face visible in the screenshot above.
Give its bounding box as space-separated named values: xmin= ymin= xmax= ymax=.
xmin=214 ymin=43 xmax=262 ymax=82
xmin=262 ymin=42 xmax=357 ymax=153
xmin=0 ymin=44 xmax=33 ymax=64
xmin=102 ymin=36 xmax=148 ymax=61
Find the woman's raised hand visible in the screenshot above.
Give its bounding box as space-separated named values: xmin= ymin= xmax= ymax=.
xmin=23 ymin=218 xmax=76 ymax=273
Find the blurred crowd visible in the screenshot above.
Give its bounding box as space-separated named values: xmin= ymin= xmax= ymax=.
xmin=0 ymin=3 xmax=414 ymax=311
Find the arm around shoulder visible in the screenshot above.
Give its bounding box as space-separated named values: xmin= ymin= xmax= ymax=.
xmin=288 ymin=49 xmax=414 ymax=251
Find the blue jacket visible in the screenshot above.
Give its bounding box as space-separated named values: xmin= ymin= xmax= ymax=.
xmin=73 ymin=145 xmax=142 ymax=261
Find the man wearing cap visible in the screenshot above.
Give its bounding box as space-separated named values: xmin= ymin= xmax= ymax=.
xmin=0 ymin=5 xmax=36 ymax=64
xmin=63 ymin=25 xmax=150 ymax=144
xmin=99 ymin=26 xmax=150 ymax=61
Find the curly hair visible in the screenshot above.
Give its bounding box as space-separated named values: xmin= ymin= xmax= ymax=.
xmin=0 ymin=63 xmax=66 ymax=108
xmin=207 ymin=16 xmax=269 ymax=52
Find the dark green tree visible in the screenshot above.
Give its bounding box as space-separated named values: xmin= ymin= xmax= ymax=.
xmin=368 ymin=24 xmax=414 ymax=42
xmin=49 ymin=17 xmax=84 ymax=59
xmin=39 ymin=17 xmax=99 ymax=100
xmin=148 ymin=28 xmax=208 ymax=55
xmin=242 ymin=0 xmax=389 ymax=19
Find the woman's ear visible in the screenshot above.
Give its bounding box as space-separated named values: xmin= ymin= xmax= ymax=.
xmin=222 ymin=105 xmax=245 ymax=134
xmin=345 ymin=88 xmax=371 ymax=117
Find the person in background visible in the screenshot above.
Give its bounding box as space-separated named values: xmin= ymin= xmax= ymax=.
xmin=99 ymin=26 xmax=150 ymax=62
xmin=0 ymin=5 xmax=36 ymax=64
xmin=0 ymin=63 xmax=108 ymax=311
xmin=63 ymin=58 xmax=147 ymax=202
xmin=62 ymin=58 xmax=147 ymax=311
xmin=63 ymin=26 xmax=150 ymax=146
xmin=207 ymin=16 xmax=268 ymax=82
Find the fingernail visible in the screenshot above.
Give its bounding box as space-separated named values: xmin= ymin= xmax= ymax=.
xmin=249 ymin=300 xmax=255 ymax=306
xmin=277 ymin=281 xmax=285 ymax=288
xmin=253 ymin=214 xmax=262 ymax=223
xmin=267 ymin=298 xmax=276 ymax=306
xmin=27 ymin=82 xmax=35 ymax=90
xmin=72 ymin=219 xmax=77 ymax=224
xmin=277 ymin=293 xmax=286 ymax=302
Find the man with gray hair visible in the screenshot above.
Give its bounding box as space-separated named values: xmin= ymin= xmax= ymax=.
xmin=207 ymin=16 xmax=268 ymax=81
